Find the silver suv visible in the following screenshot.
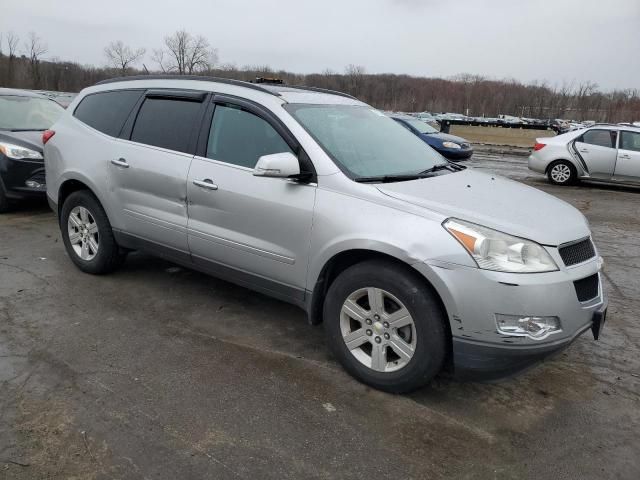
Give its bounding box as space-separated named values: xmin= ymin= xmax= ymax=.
xmin=44 ymin=76 xmax=607 ymax=392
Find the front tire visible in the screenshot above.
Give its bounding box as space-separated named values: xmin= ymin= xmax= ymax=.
xmin=60 ymin=190 xmax=124 ymax=274
xmin=547 ymin=160 xmax=577 ymax=185
xmin=0 ymin=181 xmax=10 ymax=213
xmin=323 ymin=260 xmax=447 ymax=393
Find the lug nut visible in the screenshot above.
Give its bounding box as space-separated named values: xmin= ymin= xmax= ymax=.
xmin=383 ymin=322 xmax=389 ymax=328
xmin=374 ymin=314 xmax=380 ymax=320
xmin=365 ymin=318 xmax=372 ymax=325
xmin=366 ymin=329 xmax=373 ymax=336
xmin=375 ymin=336 xmax=381 ymax=344
xmin=384 ymin=333 xmax=390 ymax=340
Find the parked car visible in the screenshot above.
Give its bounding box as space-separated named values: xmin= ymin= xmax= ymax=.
xmin=390 ymin=114 xmax=473 ymax=160
xmin=45 ymin=76 xmax=606 ymax=392
xmin=0 ymin=88 xmax=64 ymax=212
xmin=528 ymin=124 xmax=640 ymax=186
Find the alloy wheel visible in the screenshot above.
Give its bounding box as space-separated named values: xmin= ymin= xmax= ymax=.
xmin=67 ymin=206 xmax=99 ymax=261
xmin=340 ymin=287 xmax=417 ymax=372
xmin=550 ymin=163 xmax=572 ymax=183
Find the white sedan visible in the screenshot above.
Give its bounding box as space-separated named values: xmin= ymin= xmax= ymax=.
xmin=528 ymin=124 xmax=640 ymax=186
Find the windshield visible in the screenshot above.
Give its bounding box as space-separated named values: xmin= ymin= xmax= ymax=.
xmin=401 ymin=118 xmax=439 ymax=134
xmin=0 ymin=95 xmax=64 ymax=131
xmin=285 ymin=104 xmax=446 ymax=178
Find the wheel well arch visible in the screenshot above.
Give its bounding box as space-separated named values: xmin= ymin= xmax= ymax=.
xmin=307 ymin=249 xmax=453 ymax=367
xmin=57 ymin=179 xmax=93 ymax=216
xmin=308 ymin=249 xmax=450 ymax=328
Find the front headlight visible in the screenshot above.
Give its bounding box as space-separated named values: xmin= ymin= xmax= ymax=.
xmin=442 ymin=141 xmax=462 ymax=149
xmin=443 ymin=218 xmax=558 ymax=273
xmin=0 ymin=142 xmax=43 ymax=160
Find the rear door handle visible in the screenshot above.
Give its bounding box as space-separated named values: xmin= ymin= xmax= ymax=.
xmin=193 ymin=179 xmax=218 ymax=190
xmin=579 ymin=149 xmax=589 ymax=153
xmin=620 ymin=154 xmax=631 ymax=159
xmin=111 ymin=158 xmax=129 ymax=168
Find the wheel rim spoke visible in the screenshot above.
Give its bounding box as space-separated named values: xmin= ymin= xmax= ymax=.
xmin=342 ymin=299 xmax=368 ymax=323
xmin=385 ymin=307 xmax=411 ymax=328
xmin=370 ymin=344 xmax=386 ymax=371
xmin=343 ymin=329 xmax=369 ymax=350
xmin=389 ymin=336 xmax=414 ymax=362
xmin=68 ymin=231 xmax=82 ymax=244
xmin=367 ymin=287 xmax=384 ymax=314
xmin=80 ymin=241 xmax=90 ymax=260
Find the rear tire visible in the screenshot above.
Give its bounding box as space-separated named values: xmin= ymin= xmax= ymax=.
xmin=547 ymin=160 xmax=577 ymax=185
xmin=323 ymin=260 xmax=447 ymax=393
xmin=60 ymin=190 xmax=124 ymax=274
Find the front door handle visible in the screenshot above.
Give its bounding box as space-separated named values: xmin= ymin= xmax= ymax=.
xmin=111 ymin=158 xmax=129 ymax=168
xmin=193 ymin=179 xmax=218 ymax=190
xmin=579 ymin=149 xmax=589 ymax=153
xmin=620 ymin=154 xmax=631 ymax=159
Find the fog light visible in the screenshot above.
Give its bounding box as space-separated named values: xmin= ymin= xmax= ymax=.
xmin=495 ymin=314 xmax=561 ymax=340
xmin=25 ymin=180 xmax=44 ymax=189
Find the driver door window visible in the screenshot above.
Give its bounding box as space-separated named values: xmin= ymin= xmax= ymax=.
xmin=207 ymin=105 xmax=292 ymax=168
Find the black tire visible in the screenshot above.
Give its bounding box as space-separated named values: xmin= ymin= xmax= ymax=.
xmin=323 ymin=260 xmax=447 ymax=393
xmin=60 ymin=190 xmax=124 ymax=274
xmin=0 ymin=180 xmax=10 ymax=213
xmin=547 ymin=160 xmax=577 ymax=186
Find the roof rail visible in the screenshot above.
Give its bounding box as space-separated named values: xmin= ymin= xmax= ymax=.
xmin=285 ymin=84 xmax=358 ymax=100
xmin=94 ymin=74 xmax=280 ymax=96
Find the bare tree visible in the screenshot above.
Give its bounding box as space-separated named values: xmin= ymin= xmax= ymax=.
xmin=24 ymin=32 xmax=48 ymax=88
xmin=104 ymin=40 xmax=145 ymax=74
xmin=6 ymin=31 xmax=19 ymax=59
xmin=344 ymin=64 xmax=366 ymax=96
xmin=154 ymin=30 xmax=217 ymax=74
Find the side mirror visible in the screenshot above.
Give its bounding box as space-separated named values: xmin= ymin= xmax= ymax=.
xmin=253 ymin=152 xmax=300 ymax=178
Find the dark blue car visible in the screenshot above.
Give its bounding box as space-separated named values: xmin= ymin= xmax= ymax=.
xmin=390 ymin=114 xmax=473 ymax=161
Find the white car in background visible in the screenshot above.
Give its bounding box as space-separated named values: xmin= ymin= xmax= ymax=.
xmin=528 ymin=124 xmax=640 ymax=186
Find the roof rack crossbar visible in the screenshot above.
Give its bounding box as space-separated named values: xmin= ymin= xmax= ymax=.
xmin=95 ymin=75 xmax=281 ymax=96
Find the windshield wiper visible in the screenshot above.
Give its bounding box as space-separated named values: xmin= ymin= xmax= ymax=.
xmin=354 ymin=174 xmax=427 ymax=183
xmin=420 ymin=162 xmax=465 ymax=174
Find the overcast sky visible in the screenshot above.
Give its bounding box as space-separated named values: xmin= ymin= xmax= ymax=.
xmin=2 ymin=0 xmax=638 ymax=90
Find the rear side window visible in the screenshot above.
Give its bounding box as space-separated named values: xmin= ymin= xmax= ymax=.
xmin=206 ymin=105 xmax=292 ymax=168
xmin=74 ymin=90 xmax=142 ymax=137
xmin=131 ymin=98 xmax=202 ymax=154
xmin=620 ymin=131 xmax=640 ymax=152
xmin=581 ymin=129 xmax=616 ymax=148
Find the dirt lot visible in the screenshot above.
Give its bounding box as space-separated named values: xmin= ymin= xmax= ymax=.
xmin=1 ymin=154 xmax=639 ymax=479
xmin=451 ymin=125 xmax=556 ymax=147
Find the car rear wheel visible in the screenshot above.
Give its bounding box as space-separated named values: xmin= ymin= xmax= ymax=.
xmin=60 ymin=190 xmax=124 ymax=274
xmin=547 ymin=160 xmax=576 ymax=185
xmin=323 ymin=260 xmax=447 ymax=393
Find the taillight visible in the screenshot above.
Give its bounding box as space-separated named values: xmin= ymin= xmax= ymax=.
xmin=42 ymin=130 xmax=56 ymax=145
xmin=533 ymin=142 xmax=546 ymax=151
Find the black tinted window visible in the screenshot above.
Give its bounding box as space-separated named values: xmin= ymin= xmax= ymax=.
xmin=74 ymin=90 xmax=142 ymax=137
xmin=582 ymin=129 xmax=616 ymax=148
xmin=207 ymin=105 xmax=292 ymax=168
xmin=620 ymin=131 xmax=640 ymax=152
xmin=131 ymin=98 xmax=202 ymax=153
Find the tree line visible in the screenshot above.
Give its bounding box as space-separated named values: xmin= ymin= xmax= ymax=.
xmin=1 ymin=30 xmax=639 ymax=123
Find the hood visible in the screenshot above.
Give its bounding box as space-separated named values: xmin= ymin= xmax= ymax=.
xmin=423 ymin=132 xmax=468 ymax=144
xmin=377 ymin=169 xmax=589 ymax=246
xmin=0 ymin=130 xmax=44 ymax=152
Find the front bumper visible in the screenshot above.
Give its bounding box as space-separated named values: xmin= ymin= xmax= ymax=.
xmin=0 ymin=155 xmax=47 ymax=199
xmin=414 ymin=255 xmax=606 ymax=379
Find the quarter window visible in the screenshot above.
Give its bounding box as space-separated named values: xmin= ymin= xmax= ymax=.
xmin=620 ymin=131 xmax=640 ymax=152
xmin=206 ymin=105 xmax=292 ymax=168
xmin=131 ymin=97 xmax=202 ymax=153
xmin=581 ymin=129 xmax=616 ymax=148
xmin=74 ymin=90 xmax=143 ymax=137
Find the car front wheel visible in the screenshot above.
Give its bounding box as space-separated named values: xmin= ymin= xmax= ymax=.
xmin=323 ymin=260 xmax=447 ymax=393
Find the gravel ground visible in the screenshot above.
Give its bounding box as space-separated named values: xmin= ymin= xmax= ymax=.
xmin=1 ymin=154 xmax=639 ymax=479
